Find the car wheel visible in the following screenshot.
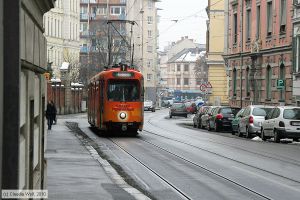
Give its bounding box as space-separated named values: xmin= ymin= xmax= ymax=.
xmin=169 ymin=114 xmax=172 ymax=118
xmin=200 ymin=121 xmax=204 ymax=129
xmin=274 ymin=130 xmax=280 ymax=143
xmin=246 ymin=127 xmax=252 ymax=138
xmin=207 ymin=121 xmax=211 ymax=131
xmin=261 ymin=129 xmax=267 ymax=141
xmin=237 ymin=126 xmax=242 ymax=137
xmin=193 ymin=122 xmax=196 ymax=128
xmin=197 ymin=120 xmax=201 ymax=129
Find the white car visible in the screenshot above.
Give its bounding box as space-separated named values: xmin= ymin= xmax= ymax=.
xmin=144 ymin=100 xmax=155 ymax=112
xmin=261 ymin=106 xmax=300 ymax=143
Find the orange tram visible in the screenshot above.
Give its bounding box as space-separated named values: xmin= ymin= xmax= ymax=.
xmin=88 ymin=64 xmax=144 ymax=135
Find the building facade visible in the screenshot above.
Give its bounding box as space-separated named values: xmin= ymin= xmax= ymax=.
xmin=44 ymin=0 xmax=81 ymax=114
xmin=158 ymin=37 xmax=206 ymax=100
xmin=44 ymin=0 xmax=80 ymax=70
xmin=1 ymin=0 xmax=54 ymax=190
xmin=79 ymin=0 xmax=159 ymax=102
xmin=224 ymin=0 xmax=293 ymax=108
xmin=206 ymin=0 xmax=229 ymax=106
xmin=293 ymin=0 xmax=300 ymax=106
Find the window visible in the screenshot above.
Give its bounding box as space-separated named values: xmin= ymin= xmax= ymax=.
xmin=296 ymin=36 xmax=300 ymax=73
xmin=148 ymin=30 xmax=152 ymax=38
xmin=147 ymin=59 xmax=152 ymax=68
xmin=184 ymin=64 xmax=189 ymax=72
xmin=110 ymin=7 xmax=121 ymax=15
xmin=177 ymin=64 xmax=181 ymax=71
xmin=97 ymin=7 xmax=107 ymax=15
xmin=177 ymin=78 xmax=180 ymax=85
xmin=256 ymin=6 xmax=261 ymax=38
xmin=266 ymin=65 xmax=272 ymax=99
xmin=233 ymin=68 xmax=237 ymax=96
xmin=80 ymin=23 xmax=88 ymax=32
xmin=147 ymin=16 xmax=153 ymax=24
xmin=147 ymin=45 xmax=152 ymax=52
xmin=267 ymin=1 xmax=273 ymax=36
xmin=233 ymin=13 xmax=238 ymax=44
xmin=107 ymin=80 xmax=140 ymax=102
xmin=80 ymin=6 xmax=87 ymax=14
xmin=184 ymin=78 xmax=189 ymax=85
xmin=120 ymin=0 xmax=126 ymax=4
xmin=148 ymin=0 xmax=153 ymax=9
xmin=280 ymin=0 xmax=286 ymax=33
xmin=246 ymin=9 xmax=251 ymax=41
xmin=246 ymin=67 xmax=250 ymax=96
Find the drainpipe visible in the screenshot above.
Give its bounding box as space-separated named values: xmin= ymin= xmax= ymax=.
xmin=239 ymin=0 xmax=244 ymax=108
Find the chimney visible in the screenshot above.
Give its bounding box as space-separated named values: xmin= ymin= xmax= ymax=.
xmin=185 ymin=36 xmax=188 ymax=39
xmin=181 ymin=37 xmax=184 ymax=40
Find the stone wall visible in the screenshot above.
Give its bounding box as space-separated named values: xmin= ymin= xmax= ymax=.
xmin=1 ymin=0 xmax=54 ymax=190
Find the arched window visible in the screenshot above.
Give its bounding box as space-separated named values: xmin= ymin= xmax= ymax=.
xmin=246 ymin=67 xmax=250 ymax=96
xmin=266 ymin=65 xmax=272 ymax=99
xmin=280 ymin=63 xmax=285 ymax=100
xmin=233 ymin=68 xmax=237 ymax=96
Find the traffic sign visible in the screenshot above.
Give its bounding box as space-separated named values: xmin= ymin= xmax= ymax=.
xmin=276 ymin=79 xmax=285 ymax=90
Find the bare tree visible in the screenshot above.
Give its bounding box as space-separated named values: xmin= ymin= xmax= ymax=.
xmin=63 ymin=49 xmax=80 ymax=83
xmin=194 ymin=51 xmax=208 ymax=84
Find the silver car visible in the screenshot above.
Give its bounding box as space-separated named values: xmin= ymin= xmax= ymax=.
xmin=237 ymin=105 xmax=273 ymax=138
xmin=261 ymin=106 xmax=300 ymax=142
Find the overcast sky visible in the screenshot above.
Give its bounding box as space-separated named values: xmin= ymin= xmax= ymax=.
xmin=156 ymin=0 xmax=208 ymax=50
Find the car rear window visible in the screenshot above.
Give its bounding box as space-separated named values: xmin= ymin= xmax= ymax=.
xmin=283 ymin=108 xmax=300 ymax=120
xmin=220 ymin=108 xmax=233 ymax=114
xmin=252 ymin=108 xmax=272 ymax=116
xmin=173 ymin=103 xmax=185 ymax=108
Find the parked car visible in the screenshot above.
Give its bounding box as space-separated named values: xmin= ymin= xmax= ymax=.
xmin=169 ymin=103 xmax=189 ymax=118
xmin=193 ymin=106 xmax=209 ymax=128
xmin=185 ymin=102 xmax=197 ymax=114
xmin=144 ymin=100 xmax=155 ymax=112
xmin=207 ymin=107 xmax=240 ymax=132
xmin=231 ymin=108 xmax=245 ymax=134
xmin=200 ymin=106 xmax=218 ymax=129
xmin=238 ymin=105 xmax=273 ymax=138
xmin=261 ymin=106 xmax=300 ymax=143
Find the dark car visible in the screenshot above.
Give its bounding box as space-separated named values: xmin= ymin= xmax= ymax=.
xmin=207 ymin=107 xmax=240 ymax=132
xmin=169 ymin=103 xmax=188 ymax=118
xmin=193 ymin=106 xmax=209 ymax=128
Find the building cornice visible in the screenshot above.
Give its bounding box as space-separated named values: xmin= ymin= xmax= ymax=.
xmin=223 ymin=45 xmax=292 ymax=60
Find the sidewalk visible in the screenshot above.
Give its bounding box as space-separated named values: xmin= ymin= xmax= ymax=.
xmin=45 ymin=119 xmax=136 ymax=200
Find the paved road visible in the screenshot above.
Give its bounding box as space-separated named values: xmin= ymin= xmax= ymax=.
xmin=73 ymin=109 xmax=300 ymax=200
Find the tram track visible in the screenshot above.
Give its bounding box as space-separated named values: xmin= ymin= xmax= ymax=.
xmin=108 ymin=137 xmax=272 ymax=200
xmin=145 ymin=113 xmax=300 ymax=168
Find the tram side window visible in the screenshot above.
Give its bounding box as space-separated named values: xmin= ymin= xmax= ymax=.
xmin=108 ymin=80 xmax=140 ymax=102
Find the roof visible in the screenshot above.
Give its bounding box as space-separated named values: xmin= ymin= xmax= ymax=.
xmin=60 ymin=62 xmax=70 ymax=70
xmin=167 ymin=48 xmax=200 ymax=63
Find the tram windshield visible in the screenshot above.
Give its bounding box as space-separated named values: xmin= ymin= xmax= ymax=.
xmin=107 ymin=80 xmax=140 ymax=102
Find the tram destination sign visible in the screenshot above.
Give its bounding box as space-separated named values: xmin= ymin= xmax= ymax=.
xmin=113 ymin=72 xmax=134 ymax=78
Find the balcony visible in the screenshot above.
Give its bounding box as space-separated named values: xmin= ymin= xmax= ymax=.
xmin=80 ymin=13 xmax=89 ymax=20
xmin=80 ymin=0 xmax=96 ymax=3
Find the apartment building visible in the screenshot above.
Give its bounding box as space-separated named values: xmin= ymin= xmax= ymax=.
xmin=44 ymin=0 xmax=81 ymax=73
xmin=206 ymin=0 xmax=228 ymax=105
xmin=80 ymin=0 xmax=159 ymax=102
xmin=224 ymin=0 xmax=293 ymax=107
xmin=293 ymin=0 xmax=300 ymax=106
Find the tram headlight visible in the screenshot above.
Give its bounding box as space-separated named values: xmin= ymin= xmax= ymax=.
xmin=119 ymin=112 xmax=126 ymax=119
